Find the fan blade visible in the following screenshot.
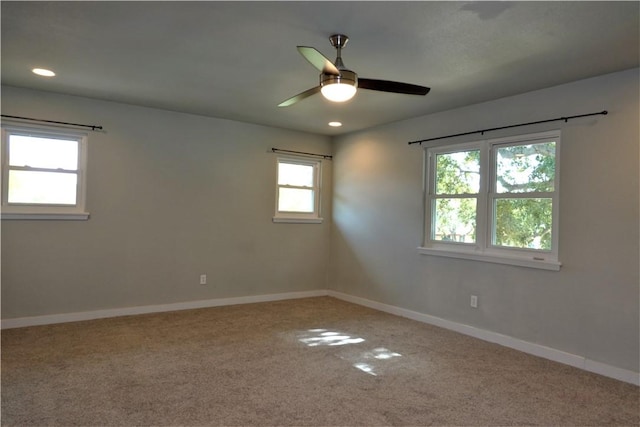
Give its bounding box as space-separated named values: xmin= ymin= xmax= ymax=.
xmin=358 ymin=78 xmax=430 ymax=96
xmin=297 ymin=46 xmax=340 ymax=76
xmin=278 ymin=86 xmax=321 ymax=107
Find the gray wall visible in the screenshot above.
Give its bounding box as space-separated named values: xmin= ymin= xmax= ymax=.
xmin=329 ymin=68 xmax=639 ymax=373
xmin=1 ymin=86 xmax=332 ymax=318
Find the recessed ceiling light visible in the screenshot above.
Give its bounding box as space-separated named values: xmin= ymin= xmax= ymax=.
xmin=328 ymin=121 xmax=343 ymax=127
xmin=32 ymin=68 xmax=55 ymax=77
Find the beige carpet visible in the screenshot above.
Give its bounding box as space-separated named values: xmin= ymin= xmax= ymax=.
xmin=1 ymin=297 xmax=638 ymax=426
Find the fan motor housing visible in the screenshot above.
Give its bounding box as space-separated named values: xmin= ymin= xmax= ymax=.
xmin=320 ymin=69 xmax=358 ymax=88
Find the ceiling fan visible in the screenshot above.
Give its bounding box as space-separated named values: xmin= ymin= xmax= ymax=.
xmin=278 ymin=34 xmax=430 ymax=107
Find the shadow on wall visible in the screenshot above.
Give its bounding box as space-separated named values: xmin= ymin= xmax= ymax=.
xmin=329 ymin=134 xmax=423 ymax=304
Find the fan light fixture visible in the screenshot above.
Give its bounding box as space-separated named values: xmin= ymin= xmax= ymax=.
xmin=320 ymin=70 xmax=357 ymax=103
xmin=321 ymin=83 xmax=356 ymax=102
xmin=277 ymin=34 xmax=430 ymax=108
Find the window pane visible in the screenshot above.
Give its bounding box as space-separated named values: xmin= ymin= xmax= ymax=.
xmin=278 ymin=162 xmax=314 ymax=187
xmin=433 ymin=198 xmax=476 ymax=243
xmin=9 ymin=135 xmax=79 ymax=170
xmin=496 ymin=142 xmax=555 ymax=193
xmin=8 ymin=170 xmax=77 ymax=205
xmin=493 ymin=198 xmax=552 ymax=249
xmin=278 ymin=188 xmax=314 ymax=212
xmin=435 ymin=150 xmax=480 ymax=195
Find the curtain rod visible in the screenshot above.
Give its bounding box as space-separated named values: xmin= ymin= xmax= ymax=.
xmin=271 ymin=148 xmax=332 ymax=160
xmin=1 ymin=114 xmax=103 ymax=131
xmin=407 ymin=110 xmax=608 ymax=145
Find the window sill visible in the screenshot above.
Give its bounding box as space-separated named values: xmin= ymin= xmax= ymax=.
xmin=1 ymin=212 xmax=90 ymax=220
xmin=417 ymin=246 xmax=561 ymax=271
xmin=272 ymin=217 xmax=323 ymax=224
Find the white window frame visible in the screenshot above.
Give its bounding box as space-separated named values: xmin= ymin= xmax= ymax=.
xmin=419 ymin=130 xmax=561 ymax=271
xmin=1 ymin=124 xmax=89 ymax=220
xmin=273 ymin=155 xmax=323 ymax=224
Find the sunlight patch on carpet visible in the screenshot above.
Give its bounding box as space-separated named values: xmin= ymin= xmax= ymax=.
xmin=298 ymin=329 xmax=365 ymax=346
xmin=351 ymin=347 xmax=403 ymax=376
xmin=297 ymin=329 xmax=402 ymax=376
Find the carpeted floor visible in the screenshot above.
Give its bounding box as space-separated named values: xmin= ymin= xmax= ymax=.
xmin=1 ymin=297 xmax=638 ymax=426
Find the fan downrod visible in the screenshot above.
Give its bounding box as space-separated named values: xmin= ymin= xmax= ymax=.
xmin=329 ymin=34 xmax=349 ymax=70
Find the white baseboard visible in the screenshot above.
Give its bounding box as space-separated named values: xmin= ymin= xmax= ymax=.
xmin=327 ymin=290 xmax=640 ymax=386
xmin=0 ymin=290 xmax=329 ymax=330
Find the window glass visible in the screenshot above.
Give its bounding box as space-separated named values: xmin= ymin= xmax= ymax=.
xmin=278 ymin=163 xmax=314 ymax=187
xmin=496 ymin=142 xmax=555 ymax=193
xmin=435 ymin=150 xmax=480 ymax=194
xmin=433 ymin=198 xmax=477 ymax=243
xmin=9 ymin=135 xmax=78 ymax=170
xmin=493 ymin=198 xmax=553 ymax=250
xmin=278 ymin=188 xmax=314 ymax=212
xmin=8 ymin=170 xmax=77 ymax=205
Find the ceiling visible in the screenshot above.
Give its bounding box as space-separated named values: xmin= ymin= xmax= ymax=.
xmin=2 ymin=1 xmax=638 ymax=136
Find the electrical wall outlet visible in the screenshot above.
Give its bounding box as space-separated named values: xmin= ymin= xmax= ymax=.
xmin=470 ymin=295 xmax=478 ymax=308
xmin=199 ymin=274 xmax=207 ymax=285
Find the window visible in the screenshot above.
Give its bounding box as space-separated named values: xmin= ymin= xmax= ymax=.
xmin=273 ymin=156 xmax=322 ymax=223
xmin=1 ymin=125 xmax=89 ymax=220
xmin=420 ymin=130 xmax=560 ymax=270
